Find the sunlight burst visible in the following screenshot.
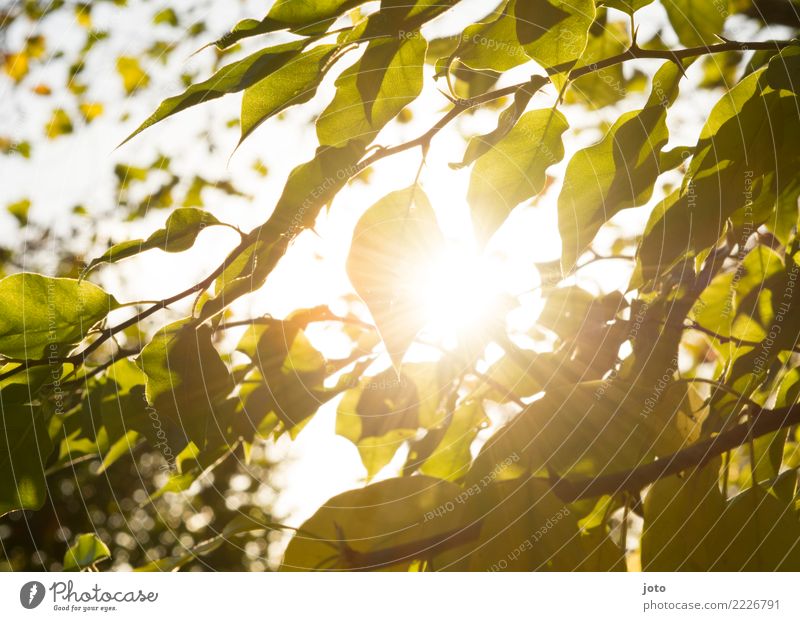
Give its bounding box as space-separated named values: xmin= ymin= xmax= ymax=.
xmin=412 ymin=245 xmax=505 ymax=346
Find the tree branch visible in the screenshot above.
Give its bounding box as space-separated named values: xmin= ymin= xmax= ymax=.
xmin=684 ymin=320 xmax=800 ymax=353
xmin=0 ymin=235 xmax=256 ymax=383
xmin=551 ymin=404 xmax=800 ymax=502
xmin=339 ymin=521 xmax=483 ymax=571
xmin=357 ymin=39 xmax=795 ymax=172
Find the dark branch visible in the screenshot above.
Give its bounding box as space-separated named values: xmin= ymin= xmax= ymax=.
xmin=357 ymin=39 xmax=796 ymax=172
xmin=551 ymin=404 xmax=800 ymax=502
xmin=339 ymin=521 xmax=483 ymax=571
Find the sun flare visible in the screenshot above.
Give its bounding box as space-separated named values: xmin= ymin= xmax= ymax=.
xmin=411 ymin=244 xmax=506 ymax=346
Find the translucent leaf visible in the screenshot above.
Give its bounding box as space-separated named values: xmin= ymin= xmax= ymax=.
xmin=0 ymin=273 xmax=118 ymax=359
xmin=470 ymin=379 xmax=693 ymax=483
xmin=663 ymin=0 xmax=726 ymax=47
xmin=564 ymin=20 xmax=629 ymax=109
xmin=559 ymin=61 xmax=683 ymax=270
xmin=708 ymin=485 xmax=800 ymax=570
xmin=451 ymin=76 xmax=549 ymax=169
xmin=418 ymin=400 xmax=486 ymax=481
xmin=63 ymin=533 xmax=111 ymax=571
xmin=122 ymin=39 xmax=312 ymax=144
xmin=85 ymin=208 xmax=223 ymax=273
xmin=336 ymin=368 xmax=421 ymax=476
xmin=460 ymin=478 xmax=585 ymax=571
xmin=116 ymin=56 xmax=149 ymax=94
xmin=467 ymin=108 xmax=568 ymax=246
xmin=642 ymin=461 xmax=725 ymax=570
xmin=637 ymin=48 xmax=800 ymax=284
xmin=346 ymin=186 xmax=443 ymax=369
xmin=316 ymin=35 xmax=426 ymax=148
xmin=0 ymin=399 xmax=53 ymax=516
xmin=200 ymin=143 xmax=365 ymax=321
xmin=601 ymin=0 xmax=656 ymax=14
xmin=240 ymin=44 xmax=339 ymax=146
xmin=44 ymin=108 xmax=73 ymax=139
xmin=213 ymin=0 xmax=365 ymax=48
xmin=139 ymin=322 xmax=234 ymax=446
xmin=451 ymin=0 xmax=594 ymax=75
xmin=281 ymin=476 xmax=465 ymax=571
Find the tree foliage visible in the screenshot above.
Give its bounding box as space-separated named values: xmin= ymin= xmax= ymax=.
xmin=3 ymin=0 xmax=800 ymax=572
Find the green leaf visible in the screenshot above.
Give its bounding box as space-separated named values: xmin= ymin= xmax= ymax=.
xmin=418 ymin=400 xmax=486 ymax=481
xmin=346 ymin=186 xmax=443 ymax=369
xmin=642 ymin=462 xmax=725 ymax=570
xmin=662 ymin=0 xmax=726 ymax=47
xmin=514 ymin=0 xmax=595 ymax=75
xmin=336 ymin=368 xmax=421 ymax=477
xmin=467 ymin=108 xmax=568 ymax=246
xmin=6 ymin=198 xmax=31 ymax=226
xmin=236 ymin=319 xmax=361 ymax=435
xmin=122 ymin=39 xmax=313 ymax=144
xmin=691 ymin=245 xmax=783 ymax=345
xmin=139 ymin=322 xmax=234 ymax=446
xmin=452 ymin=2 xmax=526 ymax=72
xmin=316 ymin=34 xmax=426 ymax=148
xmin=240 ymin=44 xmax=339 ymax=146
xmin=637 ymin=48 xmax=800 ymax=284
xmin=559 ymin=61 xmax=683 ymax=270
xmin=564 ymin=20 xmax=629 ymax=108
xmin=45 ymin=108 xmax=73 ymax=139
xmin=0 ymin=398 xmax=53 ymax=516
xmin=63 ymin=533 xmax=111 ymax=571
xmin=601 ymin=0 xmax=655 ymax=13
xmin=85 ymin=208 xmax=223 ymax=273
xmin=708 ymin=485 xmax=800 ymax=570
xmin=214 ymin=0 xmax=365 ymax=48
xmin=0 ymin=273 xmax=118 ymax=359
xmin=470 ymin=378 xmax=694 ymax=483
xmin=451 ymin=0 xmax=593 ymax=75
xmin=460 ymin=477 xmax=586 ymax=571
xmin=281 ymin=476 xmax=464 ymax=571
xmin=451 ymin=76 xmax=549 ymax=169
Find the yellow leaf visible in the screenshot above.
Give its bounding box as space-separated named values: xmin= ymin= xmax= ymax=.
xmin=116 ymin=56 xmax=149 ymax=94
xmin=45 ymin=109 xmax=73 ymax=139
xmin=3 ymin=53 xmax=28 ymax=82
xmin=79 ymin=102 xmax=104 ymax=122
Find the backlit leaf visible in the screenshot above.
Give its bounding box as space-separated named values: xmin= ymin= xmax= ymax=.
xmin=559 ymin=61 xmax=684 ymax=270
xmin=467 ymin=108 xmax=568 ymax=246
xmin=346 ymin=186 xmax=443 ymax=369
xmin=281 ymin=476 xmax=465 ymax=571
xmin=0 ymin=274 xmax=118 ymax=359
xmin=85 ymin=208 xmax=224 ymax=273
xmin=63 ymin=533 xmax=111 ymax=571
